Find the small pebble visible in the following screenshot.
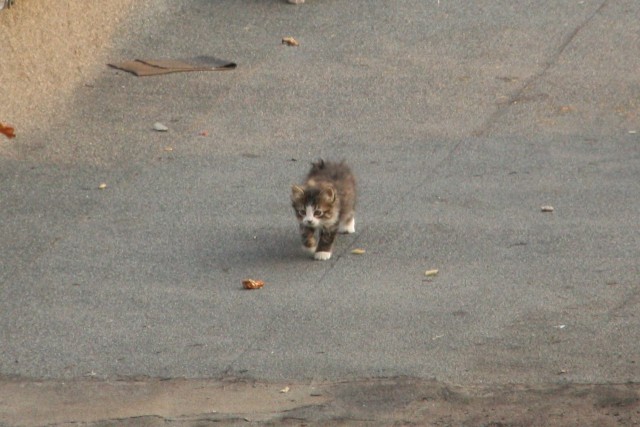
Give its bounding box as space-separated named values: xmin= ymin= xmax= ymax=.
xmin=153 ymin=122 xmax=169 ymax=132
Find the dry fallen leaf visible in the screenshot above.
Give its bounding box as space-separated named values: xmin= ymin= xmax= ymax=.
xmin=424 ymin=269 xmax=439 ymax=277
xmin=350 ymin=248 xmax=366 ymax=255
xmin=242 ymin=279 xmax=265 ymax=290
xmin=98 ymin=183 xmax=108 ymax=190
xmin=282 ymin=36 xmax=299 ymax=47
xmin=0 ymin=122 xmax=16 ymax=139
xmin=280 ymin=386 xmax=290 ymax=393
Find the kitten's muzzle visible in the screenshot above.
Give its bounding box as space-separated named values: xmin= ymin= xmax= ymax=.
xmin=302 ymin=217 xmax=319 ymax=228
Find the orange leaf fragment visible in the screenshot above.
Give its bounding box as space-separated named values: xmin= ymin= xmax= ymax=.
xmin=242 ymin=279 xmax=265 ymax=290
xmin=0 ymin=123 xmax=16 ymax=139
xmin=282 ymin=37 xmax=299 ymax=47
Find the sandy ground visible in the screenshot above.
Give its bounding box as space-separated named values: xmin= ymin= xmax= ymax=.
xmin=1 ymin=377 xmax=639 ymax=426
xmin=0 ymin=1 xmax=139 ymax=136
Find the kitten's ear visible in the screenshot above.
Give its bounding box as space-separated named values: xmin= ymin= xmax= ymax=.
xmin=311 ymin=159 xmax=325 ymax=171
xmin=320 ymin=185 xmax=336 ymax=203
xmin=291 ymin=185 xmax=305 ymax=202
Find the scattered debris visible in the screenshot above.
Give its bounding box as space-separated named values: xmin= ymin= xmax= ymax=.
xmin=432 ymin=334 xmax=444 ymax=340
xmin=541 ymin=205 xmax=554 ymax=212
xmin=282 ymin=36 xmax=299 ymax=47
xmin=243 ymin=279 xmax=265 ymax=290
xmin=98 ymin=183 xmax=108 ymax=190
xmin=425 ymin=269 xmax=439 ymax=277
xmin=351 ymin=248 xmax=366 ymax=255
xmin=558 ymin=105 xmax=575 ymax=114
xmin=553 ymin=324 xmax=567 ymax=329
xmin=164 ymin=146 xmax=174 ymax=152
xmin=153 ymin=122 xmax=169 ymax=132
xmin=199 ymin=130 xmax=209 ymax=137
xmin=0 ymin=122 xmax=16 ymax=139
xmin=629 ymin=130 xmax=637 ymax=134
xmin=280 ymin=386 xmax=290 ymax=393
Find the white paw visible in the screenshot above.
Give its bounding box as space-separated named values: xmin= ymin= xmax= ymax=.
xmin=314 ymin=251 xmax=332 ymax=261
xmin=338 ymin=217 xmax=355 ymax=234
xmin=302 ymin=245 xmax=317 ymax=254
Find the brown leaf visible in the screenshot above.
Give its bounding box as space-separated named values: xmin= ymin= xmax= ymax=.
xmin=243 ymin=279 xmax=265 ymax=290
xmin=0 ymin=122 xmax=16 ymax=139
xmin=282 ymin=36 xmax=299 ymax=47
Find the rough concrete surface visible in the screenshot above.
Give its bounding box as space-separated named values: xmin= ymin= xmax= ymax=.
xmin=0 ymin=0 xmax=639 ymax=425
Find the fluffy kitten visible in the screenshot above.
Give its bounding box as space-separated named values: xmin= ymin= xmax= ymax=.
xmin=291 ymin=160 xmax=356 ymax=260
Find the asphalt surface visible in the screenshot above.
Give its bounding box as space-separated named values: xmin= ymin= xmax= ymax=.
xmin=1 ymin=0 xmax=639 ymax=394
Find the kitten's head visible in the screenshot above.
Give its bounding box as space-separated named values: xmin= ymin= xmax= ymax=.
xmin=291 ymin=183 xmax=338 ymax=229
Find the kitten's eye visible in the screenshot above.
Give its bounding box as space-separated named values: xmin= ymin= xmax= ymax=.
xmin=297 ymin=209 xmax=306 ymax=216
xmin=314 ymin=210 xmax=323 ymax=217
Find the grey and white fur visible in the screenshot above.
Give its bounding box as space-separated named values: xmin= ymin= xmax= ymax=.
xmin=291 ymin=160 xmax=356 ymax=260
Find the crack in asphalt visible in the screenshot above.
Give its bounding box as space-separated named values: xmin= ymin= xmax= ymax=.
xmin=472 ymin=0 xmax=611 ymax=138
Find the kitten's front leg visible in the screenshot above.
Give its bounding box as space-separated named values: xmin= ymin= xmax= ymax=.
xmin=300 ymin=225 xmax=317 ymax=255
xmin=314 ymin=228 xmax=337 ymax=260
xmin=338 ymin=216 xmax=356 ymax=234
